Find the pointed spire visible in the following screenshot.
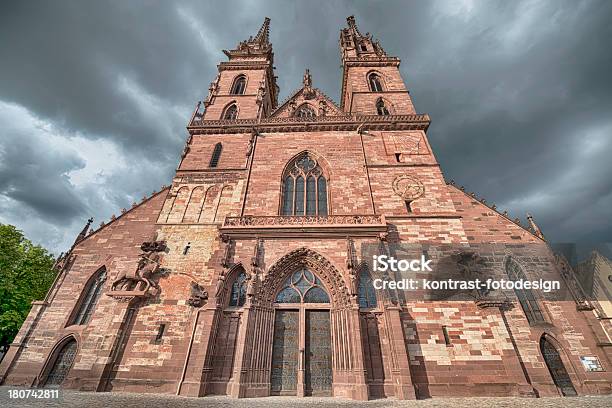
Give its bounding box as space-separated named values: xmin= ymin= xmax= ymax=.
xmin=253 ymin=17 xmax=271 ymax=46
xmin=74 ymin=217 xmax=93 ymax=246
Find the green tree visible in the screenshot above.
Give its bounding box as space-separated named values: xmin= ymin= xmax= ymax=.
xmin=0 ymin=224 xmax=56 ymax=351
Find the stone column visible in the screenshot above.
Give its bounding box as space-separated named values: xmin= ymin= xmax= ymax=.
xmin=383 ymin=305 xmax=416 ymax=399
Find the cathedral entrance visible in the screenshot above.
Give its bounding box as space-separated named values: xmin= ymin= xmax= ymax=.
xmin=270 ymin=268 xmax=332 ymax=396
xmin=540 ymin=336 xmax=577 ymax=396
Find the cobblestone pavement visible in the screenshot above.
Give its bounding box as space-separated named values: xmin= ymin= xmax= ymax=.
xmin=1 ymin=387 xmax=611 ymax=408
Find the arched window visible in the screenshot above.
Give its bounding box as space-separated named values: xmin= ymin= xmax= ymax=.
xmin=223 ymin=103 xmax=238 ymax=120
xmin=209 ymin=142 xmax=222 ymax=168
xmin=505 ymin=257 xmax=545 ymax=324
xmin=295 ymin=104 xmax=316 ymax=119
xmin=70 ymin=268 xmax=106 ymax=326
xmin=376 ymin=98 xmax=390 ymax=115
xmin=231 ymin=75 xmax=246 ymax=95
xmin=358 ymin=268 xmax=377 ymax=308
xmin=42 ymin=338 xmax=77 ymax=387
xmin=229 ymin=270 xmax=247 ymax=307
xmin=368 ymin=73 xmax=383 ymax=92
xmin=275 ymin=268 xmax=330 ymax=303
xmin=280 ymin=153 xmax=328 ymax=216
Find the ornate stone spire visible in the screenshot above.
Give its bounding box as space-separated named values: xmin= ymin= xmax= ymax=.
xmin=225 ymin=17 xmax=272 ymax=56
xmin=73 ymin=217 xmax=93 ymax=246
xmin=340 ymin=15 xmax=388 ymax=59
xmin=253 ymin=17 xmax=271 ymax=47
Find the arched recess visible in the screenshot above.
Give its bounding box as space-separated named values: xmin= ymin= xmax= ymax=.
xmin=294 ymin=103 xmax=317 ymax=119
xmin=366 ymin=71 xmax=385 ymax=92
xmin=66 ymin=266 xmax=107 ymax=326
xmin=213 ymin=185 xmax=234 ymax=224
xmin=168 ymin=186 xmax=190 ymax=223
xmin=258 ymin=247 xmax=350 ymax=307
xmin=375 ymin=97 xmax=392 ymax=115
xmin=222 ymin=102 xmax=239 ymax=120
xmin=230 ymin=74 xmax=247 ymax=95
xmin=279 ymin=151 xmax=331 ymax=217
xmin=539 ymin=333 xmax=578 ymax=396
xmin=354 ymin=262 xmax=386 ymax=396
xmin=183 ymin=186 xmax=206 ymax=223
xmin=198 ymin=185 xmax=221 ymax=223
xmin=504 ymin=256 xmax=546 ymax=324
xmin=208 ymin=264 xmax=248 ymax=393
xmin=38 ymin=335 xmax=79 ymax=388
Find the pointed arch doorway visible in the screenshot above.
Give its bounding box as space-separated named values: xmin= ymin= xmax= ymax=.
xmin=540 ymin=336 xmax=577 ymax=396
xmin=270 ymin=268 xmax=332 ymax=396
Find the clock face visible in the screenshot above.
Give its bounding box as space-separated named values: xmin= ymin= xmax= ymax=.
xmin=392 ymin=175 xmax=425 ymax=200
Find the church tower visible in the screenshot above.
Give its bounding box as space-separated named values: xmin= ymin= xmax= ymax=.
xmin=200 ymin=17 xmax=278 ymax=121
xmin=340 ymin=16 xmax=416 ymax=116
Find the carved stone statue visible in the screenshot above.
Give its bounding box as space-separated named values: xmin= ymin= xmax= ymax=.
xmin=111 ymin=241 xmax=166 ymax=295
xmin=188 ymin=283 xmax=208 ymax=307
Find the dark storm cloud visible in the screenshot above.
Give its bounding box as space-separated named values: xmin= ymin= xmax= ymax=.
xmin=0 ymin=0 xmax=611 ymax=253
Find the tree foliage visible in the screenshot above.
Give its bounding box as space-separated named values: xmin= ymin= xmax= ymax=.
xmin=0 ymin=224 xmax=56 ymax=349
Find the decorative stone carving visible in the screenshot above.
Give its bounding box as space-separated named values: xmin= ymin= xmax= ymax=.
xmin=187 ymin=283 xmax=208 ymax=307
xmin=141 ymin=240 xmax=167 ymax=253
xmin=318 ymin=100 xmax=328 ymax=116
xmin=110 ymin=241 xmax=166 ymax=297
xmin=223 ymin=214 xmax=384 ymax=227
xmin=392 ymin=175 xmax=425 ymax=200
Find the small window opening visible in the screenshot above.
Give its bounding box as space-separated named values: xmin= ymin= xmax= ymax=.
xmin=405 ymin=200 xmax=413 ymax=213
xmin=155 ymin=324 xmax=166 ymax=342
xmin=442 ymin=326 xmax=451 ymax=346
xmin=395 ymin=153 xmax=401 ymax=162
xmin=183 ymin=242 xmax=191 ymax=255
xmin=360 ymin=44 xmax=367 ymax=52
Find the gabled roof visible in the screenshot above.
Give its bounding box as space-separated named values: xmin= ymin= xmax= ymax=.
xmin=270 ymin=86 xmax=347 ymax=118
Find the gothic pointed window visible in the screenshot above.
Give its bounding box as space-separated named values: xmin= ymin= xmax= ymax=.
xmin=295 ymin=104 xmax=316 ymax=119
xmin=231 ymin=75 xmax=246 ymax=95
xmin=275 ymin=268 xmax=330 ymax=303
xmin=376 ymin=98 xmax=390 ymax=115
xmin=223 ymin=103 xmax=238 ymax=120
xmin=70 ymin=267 xmax=106 ymax=326
xmin=368 ymin=73 xmax=383 ymax=92
xmin=280 ymin=153 xmax=328 ymax=216
xmin=505 ymin=257 xmax=545 ymax=324
xmin=358 ymin=268 xmax=377 ymax=309
xmin=229 ymin=270 xmax=247 ymax=307
xmin=42 ymin=338 xmax=77 ymax=387
xmin=209 ymin=142 xmax=222 ymax=168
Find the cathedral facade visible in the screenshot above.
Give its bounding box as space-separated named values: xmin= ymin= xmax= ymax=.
xmin=1 ymin=17 xmax=611 ymax=400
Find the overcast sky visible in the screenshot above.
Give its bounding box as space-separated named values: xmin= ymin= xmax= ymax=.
xmin=1 ymin=0 xmax=611 ymax=256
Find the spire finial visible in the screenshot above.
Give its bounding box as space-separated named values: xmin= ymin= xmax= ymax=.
xmin=303 ymin=68 xmax=312 ymax=88
xmin=74 ymin=217 xmax=94 ymax=246
xmin=253 ymin=17 xmax=271 ymax=46
xmin=346 ymin=15 xmax=362 ymax=36
xmin=526 ymin=213 xmax=545 ymax=240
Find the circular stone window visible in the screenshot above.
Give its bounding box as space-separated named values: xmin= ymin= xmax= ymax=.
xmin=392 ymin=175 xmax=425 ymax=200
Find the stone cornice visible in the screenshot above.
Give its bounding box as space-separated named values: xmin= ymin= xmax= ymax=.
xmin=187 ymin=113 xmax=430 ymax=135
